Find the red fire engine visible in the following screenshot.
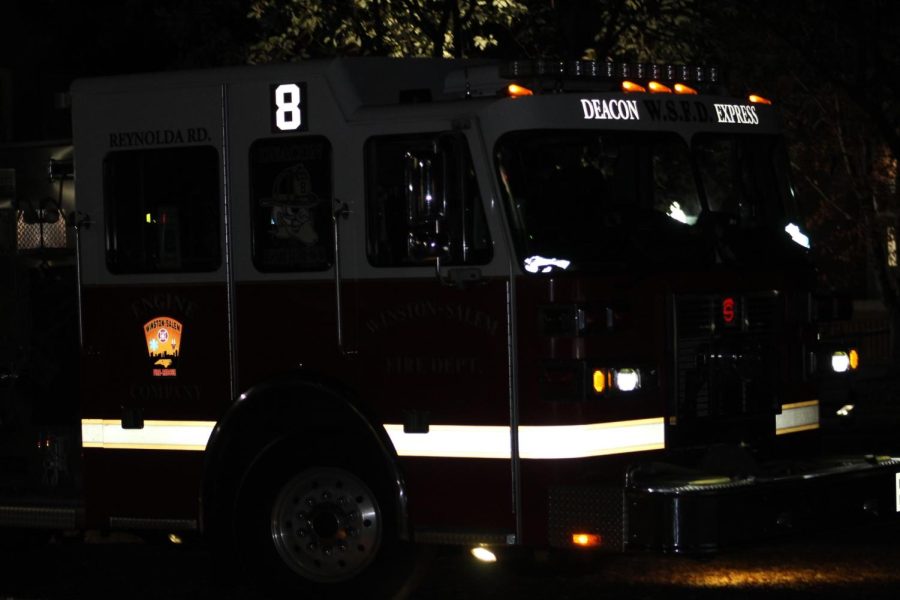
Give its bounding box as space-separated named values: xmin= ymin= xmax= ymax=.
xmin=0 ymin=58 xmax=895 ymax=597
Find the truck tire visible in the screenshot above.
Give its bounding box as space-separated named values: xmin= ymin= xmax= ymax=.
xmin=234 ymin=438 xmax=420 ymax=599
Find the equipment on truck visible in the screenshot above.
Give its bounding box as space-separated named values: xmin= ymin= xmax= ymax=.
xmin=0 ymin=57 xmax=895 ymax=598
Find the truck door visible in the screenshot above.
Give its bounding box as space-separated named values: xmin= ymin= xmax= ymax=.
xmin=73 ymin=82 xmax=230 ymax=528
xmin=352 ymin=129 xmax=515 ymax=541
xmin=224 ymin=76 xmax=348 ymax=387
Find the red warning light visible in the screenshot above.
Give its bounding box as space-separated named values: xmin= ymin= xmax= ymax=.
xmin=722 ymin=297 xmax=736 ymax=324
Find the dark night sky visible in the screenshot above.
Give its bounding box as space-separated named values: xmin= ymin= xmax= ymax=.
xmin=0 ymin=0 xmax=252 ymax=141
xmin=2 ymin=0 xmax=896 ymax=142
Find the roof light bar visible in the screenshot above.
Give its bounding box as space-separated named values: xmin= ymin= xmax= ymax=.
xmin=566 ymin=60 xmax=615 ymax=79
xmin=500 ymin=60 xmax=719 ymax=84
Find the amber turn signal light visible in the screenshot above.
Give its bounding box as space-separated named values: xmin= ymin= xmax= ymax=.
xmin=572 ymin=533 xmax=602 ymax=548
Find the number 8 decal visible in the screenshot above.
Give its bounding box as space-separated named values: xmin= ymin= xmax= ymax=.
xmin=272 ymin=83 xmax=305 ymax=132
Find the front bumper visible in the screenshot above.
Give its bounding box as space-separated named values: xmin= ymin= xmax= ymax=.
xmin=548 ymin=455 xmax=900 ymax=553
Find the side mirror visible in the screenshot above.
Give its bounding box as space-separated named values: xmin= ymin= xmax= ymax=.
xmin=404 ymin=141 xmax=451 ymax=262
xmin=22 ymin=197 xmax=61 ymax=224
xmin=813 ymin=293 xmax=853 ymax=322
xmin=401 ymin=131 xmax=472 ymax=270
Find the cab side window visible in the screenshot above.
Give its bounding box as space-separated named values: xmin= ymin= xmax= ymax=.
xmin=249 ymin=136 xmax=334 ymax=272
xmin=104 ymin=146 xmax=221 ymax=273
xmin=365 ymin=133 xmax=491 ymax=267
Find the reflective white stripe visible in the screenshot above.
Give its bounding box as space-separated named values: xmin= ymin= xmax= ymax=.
xmin=775 ymin=400 xmax=820 ymax=435
xmin=81 ymin=419 xmax=216 ymax=451
xmin=383 ymin=424 xmax=510 ymax=459
xmin=82 ymin=416 xmax=666 ymax=459
xmin=384 ymin=417 xmax=665 ymax=460
xmin=520 ymin=418 xmax=665 ymax=459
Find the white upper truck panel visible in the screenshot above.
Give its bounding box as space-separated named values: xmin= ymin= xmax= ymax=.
xmin=69 ymin=58 xmax=780 ymax=286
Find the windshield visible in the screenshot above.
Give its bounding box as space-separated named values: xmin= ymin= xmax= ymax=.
xmin=694 ymin=134 xmax=795 ymax=226
xmin=495 ymin=130 xmax=800 ymax=272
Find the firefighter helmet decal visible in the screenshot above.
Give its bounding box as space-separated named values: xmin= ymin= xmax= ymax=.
xmin=259 ymin=162 xmax=321 ymax=246
xmin=144 ymin=316 xmax=183 ymax=377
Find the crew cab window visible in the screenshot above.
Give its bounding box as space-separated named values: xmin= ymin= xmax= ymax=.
xmin=249 ymin=136 xmax=334 ymax=272
xmin=104 ymin=146 xmax=221 ymax=273
xmin=365 ymin=133 xmax=491 ymax=267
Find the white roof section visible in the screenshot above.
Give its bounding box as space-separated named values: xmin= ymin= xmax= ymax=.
xmin=70 ymin=57 xmax=501 ymax=119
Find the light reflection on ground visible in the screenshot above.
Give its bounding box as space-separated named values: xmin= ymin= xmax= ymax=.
xmin=668 ymin=565 xmax=900 ymax=588
xmin=585 ymin=534 xmax=900 ymax=592
xmin=417 ymin=521 xmax=900 ymax=599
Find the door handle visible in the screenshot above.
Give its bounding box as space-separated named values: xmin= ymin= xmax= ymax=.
xmin=438 ymin=266 xmax=483 ymax=288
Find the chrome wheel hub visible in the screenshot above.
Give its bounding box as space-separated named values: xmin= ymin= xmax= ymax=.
xmin=271 ymin=467 xmax=382 ymax=582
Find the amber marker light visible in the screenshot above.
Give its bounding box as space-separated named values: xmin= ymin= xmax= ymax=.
xmin=648 ymin=81 xmax=673 ymax=93
xmin=592 ymin=369 xmax=607 ymax=394
xmin=674 ymin=83 xmax=698 ymax=95
xmin=507 ymin=83 xmax=534 ymax=98
xmin=621 ymin=80 xmax=647 ymax=93
xmin=748 ymin=94 xmax=772 ymax=105
xmin=572 ymin=533 xmax=601 ymax=548
xmin=849 ymin=348 xmax=859 ymax=370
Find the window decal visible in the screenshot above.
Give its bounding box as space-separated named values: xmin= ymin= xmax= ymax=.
xmin=250 ymin=137 xmax=333 ymax=271
xmin=261 ymin=163 xmax=321 ymax=246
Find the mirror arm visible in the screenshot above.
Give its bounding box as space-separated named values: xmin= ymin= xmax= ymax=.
xmin=333 ymin=199 xmax=355 ymax=356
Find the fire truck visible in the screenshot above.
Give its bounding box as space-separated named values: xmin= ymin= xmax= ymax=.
xmin=0 ymin=57 xmax=896 ymax=596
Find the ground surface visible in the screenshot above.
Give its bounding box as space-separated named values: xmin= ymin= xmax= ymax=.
xmin=1 ymin=522 xmax=900 ymax=599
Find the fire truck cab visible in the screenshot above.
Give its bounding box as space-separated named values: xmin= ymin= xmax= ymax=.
xmin=1 ymin=58 xmax=897 ymax=597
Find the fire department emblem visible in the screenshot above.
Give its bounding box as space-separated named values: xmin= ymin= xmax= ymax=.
xmin=144 ymin=316 xmax=183 ymax=377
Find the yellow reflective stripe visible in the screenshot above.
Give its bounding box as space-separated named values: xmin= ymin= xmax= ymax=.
xmin=384 ymin=417 xmax=665 ymax=459
xmin=775 ymin=400 xmax=820 ymax=435
xmin=81 ymin=419 xmax=216 ymax=451
xmin=781 ymin=400 xmax=820 ymax=411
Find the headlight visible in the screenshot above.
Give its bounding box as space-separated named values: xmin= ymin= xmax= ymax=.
xmin=592 ymin=367 xmax=644 ymax=393
xmin=539 ymin=361 xmax=652 ymax=401
xmin=830 ymin=349 xmax=859 ymax=373
xmin=613 ymin=368 xmax=641 ymax=392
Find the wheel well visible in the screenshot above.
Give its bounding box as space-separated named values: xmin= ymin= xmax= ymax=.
xmin=201 ymin=375 xmax=409 ymax=551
